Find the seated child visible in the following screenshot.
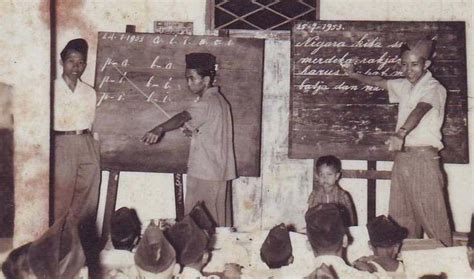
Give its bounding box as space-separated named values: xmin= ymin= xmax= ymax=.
xmin=2 ymin=214 xmax=86 ymax=279
xmin=134 ymin=220 xmax=177 ymax=278
xmin=166 ymin=215 xmax=211 ymax=277
xmin=304 ymin=203 xmax=376 ymax=278
xmin=308 ymin=155 xmax=357 ymax=226
xmin=353 ymin=215 xmax=407 ymax=274
xmin=260 ymin=223 xmax=294 ymax=269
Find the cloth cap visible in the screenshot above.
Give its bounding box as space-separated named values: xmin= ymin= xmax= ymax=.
xmin=134 ymin=221 xmax=176 ymax=273
xmin=260 ymin=223 xmax=293 ymax=269
xmin=401 ymin=37 xmax=436 ymax=59
xmin=60 ymin=38 xmax=88 ymax=61
xmin=110 ymin=207 xmax=141 ymax=250
xmin=185 ymin=52 xmax=216 ymax=70
xmin=166 ymin=215 xmax=209 ymax=266
xmin=305 ymin=203 xmax=346 ymax=250
xmin=189 ymin=201 xmax=216 ymax=235
xmin=367 ymin=215 xmax=408 ymax=247
xmin=28 ymin=214 xmax=85 ymax=279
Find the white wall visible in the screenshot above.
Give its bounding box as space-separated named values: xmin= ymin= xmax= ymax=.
xmin=0 ymin=1 xmax=51 ymax=245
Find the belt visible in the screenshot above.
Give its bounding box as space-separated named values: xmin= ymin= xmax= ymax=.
xmin=54 ymin=129 xmax=91 ymax=135
xmin=404 ymin=146 xmax=437 ymax=152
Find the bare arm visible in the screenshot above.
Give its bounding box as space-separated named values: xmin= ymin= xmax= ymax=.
xmin=141 ymin=111 xmax=191 ymax=144
xmin=341 ymin=63 xmax=388 ymax=90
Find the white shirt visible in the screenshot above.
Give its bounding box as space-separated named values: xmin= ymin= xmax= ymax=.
xmin=54 ymin=78 xmax=96 ymax=131
xmin=387 ymin=71 xmax=446 ymax=150
xmin=305 ymin=255 xmax=377 ymax=279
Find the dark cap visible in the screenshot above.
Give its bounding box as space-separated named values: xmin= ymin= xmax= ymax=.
xmin=134 ymin=221 xmax=176 ymax=273
xmin=260 ymin=223 xmax=293 ymax=269
xmin=28 ymin=214 xmax=85 ymax=278
xmin=189 ymin=201 xmax=216 ymax=235
xmin=305 ymin=203 xmax=346 ymax=250
xmin=185 ymin=52 xmax=216 ymax=71
xmin=60 ymin=38 xmax=88 ymax=61
xmin=367 ymin=215 xmax=407 ymax=247
xmin=401 ymin=36 xmax=436 ymax=59
xmin=110 ymin=207 xmax=141 ymax=251
xmin=166 ymin=215 xmax=209 ymax=266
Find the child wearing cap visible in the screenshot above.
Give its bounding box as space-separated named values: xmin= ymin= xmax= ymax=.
xmin=353 ymin=215 xmax=407 ymax=275
xmin=53 ymin=39 xmax=101 ymax=267
xmin=142 ymin=52 xmax=236 ymax=227
xmin=304 ymin=203 xmax=376 ymax=278
xmin=260 ymin=223 xmax=294 ymax=269
xmin=308 ymin=155 xmax=357 ymax=226
xmin=342 ymin=36 xmax=452 ymax=246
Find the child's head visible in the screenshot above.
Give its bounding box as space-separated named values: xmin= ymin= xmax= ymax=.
xmin=166 ymin=215 xmax=210 ymax=270
xmin=315 ymin=155 xmax=342 ymax=189
xmin=260 ymin=223 xmax=294 ymax=269
xmin=134 ymin=221 xmax=176 ymax=278
xmin=1 ymin=243 xmax=34 ymax=279
xmin=367 ymin=215 xmax=407 ymax=259
xmin=110 ymin=207 xmax=142 ymax=251
xmin=399 ymin=37 xmax=435 ymax=85
xmin=185 ymin=53 xmax=216 ymax=95
xmin=60 ymin=38 xmax=88 ymax=81
xmin=305 ymin=203 xmax=348 ymax=255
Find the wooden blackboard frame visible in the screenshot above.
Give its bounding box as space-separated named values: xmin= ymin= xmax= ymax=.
xmin=289 ymin=20 xmax=469 ymax=163
xmin=93 ymin=32 xmax=265 ymax=176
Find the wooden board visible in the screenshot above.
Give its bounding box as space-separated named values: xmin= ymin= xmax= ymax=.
xmin=94 ymin=32 xmax=264 ymax=175
xmin=289 ymin=21 xmax=468 ymax=163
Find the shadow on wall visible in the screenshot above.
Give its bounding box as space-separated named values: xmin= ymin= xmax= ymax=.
xmin=0 ymin=82 xmax=14 ymax=240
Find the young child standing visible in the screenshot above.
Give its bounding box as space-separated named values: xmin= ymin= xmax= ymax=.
xmin=342 ymin=37 xmax=452 ymax=246
xmin=308 ymin=155 xmax=357 ymax=226
xmin=142 ymin=53 xmax=237 ymax=227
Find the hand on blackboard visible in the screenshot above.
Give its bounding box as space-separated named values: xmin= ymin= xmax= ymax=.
xmin=340 ymin=61 xmax=356 ymax=77
xmin=387 ymin=135 xmax=404 ymax=152
xmin=141 ymin=126 xmax=164 ymax=145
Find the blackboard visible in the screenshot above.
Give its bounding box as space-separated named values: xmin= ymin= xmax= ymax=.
xmin=94 ymin=32 xmax=264 ymax=175
xmin=289 ymin=21 xmax=468 ymax=163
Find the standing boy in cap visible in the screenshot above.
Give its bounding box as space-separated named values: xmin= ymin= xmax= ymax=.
xmin=353 ymin=215 xmax=407 ymax=274
xmin=342 ymin=36 xmax=452 ymax=246
xmin=53 ymin=38 xmax=101 ymax=225
xmin=142 ymin=52 xmax=236 ymax=227
xmin=305 ymin=203 xmax=376 ymax=278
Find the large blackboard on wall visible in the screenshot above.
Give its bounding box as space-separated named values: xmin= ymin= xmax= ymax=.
xmin=94 ymin=32 xmax=264 ymax=175
xmin=289 ymin=21 xmax=468 ymax=163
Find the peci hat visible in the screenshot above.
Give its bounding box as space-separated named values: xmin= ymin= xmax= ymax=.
xmin=110 ymin=207 xmax=141 ymax=251
xmin=260 ymin=223 xmax=293 ymax=269
xmin=134 ymin=221 xmax=176 ymax=273
xmin=367 ymin=215 xmax=408 ymax=247
xmin=27 ymin=214 xmax=86 ymax=279
xmin=401 ymin=36 xmax=436 ymax=60
xmin=305 ymin=203 xmax=347 ymax=250
xmin=185 ymin=52 xmax=216 ymax=71
xmin=60 ymin=38 xmax=88 ymax=61
xmin=189 ymin=201 xmax=216 ymax=236
xmin=165 ymin=215 xmax=209 ymax=266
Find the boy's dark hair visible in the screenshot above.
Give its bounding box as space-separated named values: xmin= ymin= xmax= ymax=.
xmin=195 ymin=68 xmax=216 ymax=85
xmin=60 ymin=38 xmax=88 ymax=61
xmin=305 ymin=203 xmax=347 ymax=253
xmin=185 ymin=52 xmax=217 ymax=85
xmin=110 ymin=207 xmax=142 ymax=251
xmin=1 ymin=243 xmax=33 ymax=279
xmin=316 ymin=155 xmax=342 ymax=173
xmin=367 ymin=215 xmax=407 ymax=248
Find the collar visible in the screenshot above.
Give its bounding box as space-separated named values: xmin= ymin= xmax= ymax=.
xmin=411 ymin=70 xmax=432 ymax=91
xmin=58 ymin=77 xmax=83 ymax=94
xmin=314 ymin=255 xmax=347 ymax=266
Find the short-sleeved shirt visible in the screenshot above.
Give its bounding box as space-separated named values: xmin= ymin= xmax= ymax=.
xmin=186 ymin=87 xmax=236 ymax=181
xmin=54 ymin=78 xmax=96 ymax=131
xmin=307 ymin=186 xmax=356 ymax=226
xmin=387 ymin=71 xmax=446 ymax=150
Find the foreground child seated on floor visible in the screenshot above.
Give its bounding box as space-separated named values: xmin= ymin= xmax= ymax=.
xmin=353 ymin=215 xmax=407 ymax=274
xmin=304 ymin=203 xmax=376 ymax=278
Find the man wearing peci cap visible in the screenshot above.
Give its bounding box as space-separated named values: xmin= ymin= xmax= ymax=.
xmin=142 ymin=52 xmax=237 ymax=227
xmin=53 ymin=38 xmax=101 ymax=226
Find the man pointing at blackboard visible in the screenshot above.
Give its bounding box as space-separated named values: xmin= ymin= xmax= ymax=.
xmin=342 ymin=37 xmax=452 ymax=246
xmin=142 ymin=52 xmax=236 ymax=227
